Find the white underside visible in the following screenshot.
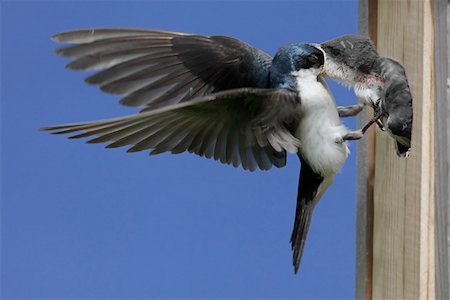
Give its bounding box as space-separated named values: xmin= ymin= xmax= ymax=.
xmin=354 ymin=81 xmax=381 ymax=106
xmin=293 ymin=71 xmax=349 ymax=177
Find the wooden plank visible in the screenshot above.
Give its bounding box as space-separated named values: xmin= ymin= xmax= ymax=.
xmin=356 ymin=1 xmax=377 ymax=299
xmin=358 ymin=1 xmax=449 ymax=298
xmin=372 ymin=0 xmax=436 ymax=299
xmin=355 ymin=3 xmax=369 ymax=297
xmin=433 ymin=0 xmax=449 ymax=298
xmin=364 ymin=1 xmax=377 ymax=299
xmin=447 ymin=3 xmax=450 ymax=294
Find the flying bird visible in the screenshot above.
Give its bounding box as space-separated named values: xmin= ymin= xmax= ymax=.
xmin=43 ymin=28 xmax=359 ymax=273
xmin=319 ymin=35 xmax=413 ymax=156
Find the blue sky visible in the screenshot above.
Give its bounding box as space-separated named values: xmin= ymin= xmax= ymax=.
xmin=2 ymin=1 xmax=360 ymax=298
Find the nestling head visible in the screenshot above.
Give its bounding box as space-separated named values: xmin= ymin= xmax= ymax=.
xmin=319 ymin=35 xmax=378 ymax=86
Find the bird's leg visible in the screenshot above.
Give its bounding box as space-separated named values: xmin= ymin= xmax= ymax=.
xmin=376 ymin=119 xmax=385 ymax=131
xmin=334 ymin=130 xmax=364 ymax=143
xmin=371 ymin=98 xmax=385 ymax=131
xmin=337 ymin=103 xmax=365 ymax=118
xmin=338 ymin=108 xmax=384 ymax=143
xmin=340 ymin=130 xmax=364 ymax=141
xmin=356 ymin=105 xmax=385 ymax=135
xmin=360 ymin=111 xmax=383 ymax=134
xmin=335 ymin=98 xmax=387 ymax=143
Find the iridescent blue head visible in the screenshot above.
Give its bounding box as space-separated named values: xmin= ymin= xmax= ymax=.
xmin=270 ymin=43 xmax=325 ymax=90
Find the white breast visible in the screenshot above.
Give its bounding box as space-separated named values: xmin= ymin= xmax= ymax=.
xmin=354 ymin=80 xmax=382 ymax=106
xmin=294 ymin=74 xmax=349 ymax=177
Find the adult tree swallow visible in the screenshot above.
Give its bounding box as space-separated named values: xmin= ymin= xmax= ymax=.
xmin=320 ymin=35 xmax=413 ymax=156
xmin=43 ymin=28 xmax=357 ymax=273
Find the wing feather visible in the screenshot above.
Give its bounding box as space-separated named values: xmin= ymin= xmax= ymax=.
xmin=42 ymin=88 xmax=301 ymax=171
xmin=53 ymin=28 xmax=272 ymax=110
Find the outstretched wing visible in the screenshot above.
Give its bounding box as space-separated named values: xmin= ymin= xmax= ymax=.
xmin=42 ymin=88 xmax=302 ymax=171
xmin=53 ymin=28 xmax=273 ymax=111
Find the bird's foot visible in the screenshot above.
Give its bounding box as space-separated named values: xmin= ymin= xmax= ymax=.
xmin=335 ymin=130 xmax=364 ymax=144
xmin=376 ymin=119 xmax=385 ymax=131
xmin=341 ymin=130 xmax=364 ymax=142
xmin=337 ymin=103 xmax=365 ymax=118
xmin=374 ymin=97 xmax=382 ymax=108
xmin=361 ymin=109 xmax=384 ymax=134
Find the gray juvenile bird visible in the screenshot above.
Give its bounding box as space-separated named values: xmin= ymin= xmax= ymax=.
xmin=319 ymin=35 xmax=413 ymax=156
xmin=43 ymin=28 xmax=360 ymax=273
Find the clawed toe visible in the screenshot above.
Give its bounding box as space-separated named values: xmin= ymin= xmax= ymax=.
xmin=342 ymin=130 xmax=364 ymax=141
xmin=376 ymin=120 xmax=385 ymax=131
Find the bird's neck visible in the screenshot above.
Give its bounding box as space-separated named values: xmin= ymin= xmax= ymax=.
xmin=354 ymin=74 xmax=385 ymax=106
xmin=291 ymin=69 xmax=320 ymax=82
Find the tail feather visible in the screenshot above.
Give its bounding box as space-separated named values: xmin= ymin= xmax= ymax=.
xmin=291 ymin=203 xmax=315 ymax=273
xmin=291 ymin=155 xmax=333 ymax=274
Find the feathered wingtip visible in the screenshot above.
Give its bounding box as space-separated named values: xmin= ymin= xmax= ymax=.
xmin=51 ymin=28 xmax=166 ymax=43
xmin=50 ymin=27 xmax=189 ymax=45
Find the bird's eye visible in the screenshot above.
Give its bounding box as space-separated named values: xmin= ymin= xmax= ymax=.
xmin=293 ymin=54 xmax=302 ymax=62
xmin=308 ymin=55 xmax=318 ymax=62
xmin=331 ymin=48 xmax=341 ymax=57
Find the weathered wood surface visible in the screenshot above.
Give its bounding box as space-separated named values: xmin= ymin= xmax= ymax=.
xmin=374 ymin=1 xmax=435 ymax=299
xmin=356 ymin=1 xmax=377 ymax=299
xmin=434 ymin=1 xmax=449 ymax=299
xmin=357 ymin=0 xmax=449 ymax=299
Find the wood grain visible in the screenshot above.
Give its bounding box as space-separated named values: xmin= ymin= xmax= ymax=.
xmin=356 ymin=1 xmax=376 ymax=299
xmin=372 ymin=0 xmax=436 ymax=299
xmin=433 ymin=0 xmax=450 ymax=298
